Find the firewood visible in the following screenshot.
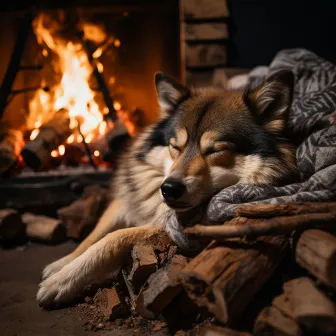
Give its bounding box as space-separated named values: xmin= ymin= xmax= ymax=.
xmin=272 ymin=293 xmax=292 ymax=318
xmin=0 ymin=126 xmax=23 ymax=175
xmin=135 ymin=254 xmax=188 ymax=319
xmin=0 ymin=208 xmax=26 ymax=246
xmin=200 ymin=325 xmax=252 ymax=336
xmin=181 ymin=218 xmax=288 ymax=324
xmin=57 ymin=184 xmax=108 ymax=240
xmin=128 ymin=245 xmax=158 ymax=291
xmin=284 ymin=277 xmax=336 ymax=335
xmin=21 ymin=108 xmax=72 ymax=170
xmin=185 ymin=213 xmax=336 ymax=240
xmin=294 ymin=229 xmax=336 ymax=290
xmin=254 ymin=306 xmax=302 ymax=336
xmin=93 ymin=287 xmax=129 ymax=320
xmin=236 ymin=202 xmax=336 ymax=218
xmin=121 ymin=269 xmax=137 ymax=311
xmin=21 ymin=212 xmax=66 ymax=243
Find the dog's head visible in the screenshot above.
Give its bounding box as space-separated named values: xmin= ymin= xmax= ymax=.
xmin=142 ymin=71 xmax=296 ymax=212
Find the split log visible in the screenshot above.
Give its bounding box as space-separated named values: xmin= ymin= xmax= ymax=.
xmin=127 ymin=245 xmax=158 ymax=292
xmin=0 ymin=126 xmax=23 ymax=175
xmin=93 ymin=287 xmax=129 ymax=320
xmin=57 ymin=184 xmax=108 ymax=240
xmin=284 ymin=277 xmax=336 ymax=335
xmin=200 ymin=325 xmax=251 ymax=336
xmin=180 ymin=218 xmax=288 ymax=324
xmin=272 ymin=293 xmax=292 ymax=318
xmin=21 ymin=108 xmax=72 ymax=170
xmin=237 ymin=202 xmax=336 ymax=218
xmin=21 ymin=212 xmax=66 ymax=243
xmin=185 ymin=213 xmax=336 ymax=240
xmin=254 ymin=306 xmax=302 ymax=336
xmin=0 ymin=208 xmax=26 ymax=246
xmin=294 ymin=229 xmax=336 ymax=290
xmin=135 ymin=254 xmax=188 ymax=319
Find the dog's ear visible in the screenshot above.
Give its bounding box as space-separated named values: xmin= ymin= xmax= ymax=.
xmin=244 ymin=70 xmax=294 ymax=135
xmin=155 ymin=72 xmax=189 ymax=114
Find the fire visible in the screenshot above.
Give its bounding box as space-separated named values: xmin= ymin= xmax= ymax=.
xmin=27 ymin=13 xmax=120 ymax=146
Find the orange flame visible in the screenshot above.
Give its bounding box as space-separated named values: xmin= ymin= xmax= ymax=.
xmin=27 ymin=14 xmax=120 ymax=142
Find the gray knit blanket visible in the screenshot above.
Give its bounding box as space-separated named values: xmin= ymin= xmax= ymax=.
xmin=166 ymin=49 xmax=336 ymax=246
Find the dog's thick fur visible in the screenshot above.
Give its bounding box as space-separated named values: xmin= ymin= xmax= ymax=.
xmin=37 ymin=71 xmax=297 ymax=307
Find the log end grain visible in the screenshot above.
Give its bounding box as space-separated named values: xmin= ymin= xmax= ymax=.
xmin=0 ymin=209 xmax=26 ymax=247
xmin=254 ymin=306 xmax=302 ymax=336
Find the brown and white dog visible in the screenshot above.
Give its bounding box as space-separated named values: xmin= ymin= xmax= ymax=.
xmin=37 ymin=70 xmax=297 ymax=308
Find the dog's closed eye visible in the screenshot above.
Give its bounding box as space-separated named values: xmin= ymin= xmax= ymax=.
xmin=204 ymin=142 xmax=235 ymax=156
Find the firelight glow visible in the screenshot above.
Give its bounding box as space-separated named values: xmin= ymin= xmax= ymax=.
xmin=58 ymin=145 xmax=65 ymax=156
xmin=27 ymin=14 xmax=122 ymax=146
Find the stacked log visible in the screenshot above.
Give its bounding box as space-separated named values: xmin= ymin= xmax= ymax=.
xmin=0 ymin=123 xmax=23 ymax=175
xmin=57 ymin=184 xmax=109 ymax=240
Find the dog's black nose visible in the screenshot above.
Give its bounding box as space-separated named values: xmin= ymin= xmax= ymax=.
xmin=161 ymin=179 xmax=186 ymax=200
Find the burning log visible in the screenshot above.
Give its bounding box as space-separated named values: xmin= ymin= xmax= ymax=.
xmin=135 ymin=254 xmax=188 ymax=319
xmin=21 ymin=212 xmax=66 ymax=243
xmin=57 ymin=184 xmax=109 ymax=240
xmin=236 ymin=202 xmax=336 ymax=218
xmin=184 ymin=213 xmax=336 ymax=240
xmin=0 ymin=126 xmax=23 ymax=175
xmin=254 ymin=306 xmax=302 ymax=336
xmin=0 ymin=209 xmax=26 ymax=247
xmin=294 ymin=229 xmax=336 ymax=290
xmin=21 ymin=108 xmax=72 ymax=170
xmin=93 ymin=287 xmax=129 ymax=320
xmin=180 ymin=218 xmax=288 ymax=324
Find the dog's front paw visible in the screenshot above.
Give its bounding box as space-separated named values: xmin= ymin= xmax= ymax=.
xmin=42 ymin=255 xmax=73 ymax=280
xmin=37 ymin=267 xmax=79 ymax=308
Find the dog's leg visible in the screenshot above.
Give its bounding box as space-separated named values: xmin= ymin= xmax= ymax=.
xmin=42 ymin=199 xmax=126 ymax=280
xmin=37 ymin=226 xmax=167 ymax=307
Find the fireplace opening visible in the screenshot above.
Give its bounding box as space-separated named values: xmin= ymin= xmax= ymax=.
xmin=0 ymin=2 xmax=180 ymax=179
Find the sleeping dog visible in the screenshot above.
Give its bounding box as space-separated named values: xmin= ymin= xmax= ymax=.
xmin=37 ymin=70 xmax=297 ymax=307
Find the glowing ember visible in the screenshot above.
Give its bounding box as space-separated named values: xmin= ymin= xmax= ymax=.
xmin=58 ymin=145 xmax=65 ymax=156
xmin=30 ymin=129 xmax=40 ymax=141
xmin=99 ymin=121 xmax=107 ymax=135
xmin=67 ymin=134 xmax=74 ymax=144
xmin=113 ymin=101 xmax=121 ymax=111
xmin=114 ymin=39 xmax=121 ymax=47
xmin=51 ymin=150 xmax=58 ymax=157
xmin=96 ymin=62 xmax=104 ymax=73
xmin=94 ymin=150 xmax=100 ymax=157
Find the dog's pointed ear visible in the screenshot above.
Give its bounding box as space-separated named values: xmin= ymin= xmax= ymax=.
xmin=155 ymin=72 xmax=189 ymax=114
xmin=244 ymin=70 xmax=294 ymax=135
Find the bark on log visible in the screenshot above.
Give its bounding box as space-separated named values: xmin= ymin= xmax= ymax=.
xmin=57 ymin=184 xmax=108 ymax=240
xmin=236 ymin=202 xmax=336 ymax=218
xmin=127 ymin=245 xmax=158 ymax=292
xmin=284 ymin=277 xmax=336 ymax=335
xmin=21 ymin=108 xmax=72 ymax=170
xmin=93 ymin=287 xmax=129 ymax=320
xmin=22 ymin=212 xmax=66 ymax=243
xmin=294 ymin=229 xmax=336 ymax=290
xmin=254 ymin=306 xmax=302 ymax=336
xmin=181 ymin=218 xmax=288 ymax=324
xmin=185 ymin=213 xmax=336 ymax=240
xmin=135 ymin=254 xmax=188 ymax=319
xmin=0 ymin=126 xmax=23 ymax=175
xmin=0 ymin=208 xmax=26 ymax=246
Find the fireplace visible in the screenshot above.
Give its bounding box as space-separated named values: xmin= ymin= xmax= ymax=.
xmin=0 ymin=1 xmax=180 ymax=178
